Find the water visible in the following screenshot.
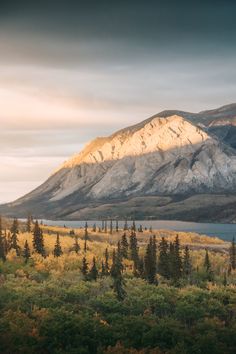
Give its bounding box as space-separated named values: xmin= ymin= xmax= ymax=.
xmin=40 ymin=219 xmax=236 ymax=241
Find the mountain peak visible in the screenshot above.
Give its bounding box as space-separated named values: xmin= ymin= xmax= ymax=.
xmin=58 ymin=115 xmax=210 ymax=171
xmin=2 ymin=104 xmax=236 ymax=221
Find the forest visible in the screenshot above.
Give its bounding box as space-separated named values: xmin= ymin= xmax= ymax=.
xmin=0 ymin=216 xmax=236 ymax=354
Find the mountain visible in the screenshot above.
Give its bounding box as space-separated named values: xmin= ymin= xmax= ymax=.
xmin=2 ymin=103 xmax=236 ymax=222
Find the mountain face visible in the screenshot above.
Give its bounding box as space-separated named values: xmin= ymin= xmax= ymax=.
xmin=2 ymin=103 xmax=236 ymax=222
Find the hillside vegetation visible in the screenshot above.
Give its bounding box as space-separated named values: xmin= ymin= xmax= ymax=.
xmin=0 ymin=217 xmax=236 ymax=353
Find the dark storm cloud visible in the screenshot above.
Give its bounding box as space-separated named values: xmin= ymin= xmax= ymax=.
xmin=1 ymin=0 xmax=236 ymax=66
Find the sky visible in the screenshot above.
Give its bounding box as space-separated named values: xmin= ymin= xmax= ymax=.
xmin=0 ymin=0 xmax=236 ymax=203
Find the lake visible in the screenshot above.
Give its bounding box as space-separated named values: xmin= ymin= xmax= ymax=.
xmin=41 ymin=219 xmax=236 ymax=241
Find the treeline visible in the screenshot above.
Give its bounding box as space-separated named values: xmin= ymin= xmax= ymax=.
xmin=1 ymin=216 xmax=236 ymax=301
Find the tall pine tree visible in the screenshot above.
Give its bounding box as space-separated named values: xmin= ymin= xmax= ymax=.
xmin=53 ymin=233 xmax=63 ymax=257
xmin=129 ymin=230 xmax=139 ymax=274
xmin=123 ymin=220 xmax=128 ymax=231
xmin=204 ymin=249 xmax=213 ymax=281
xmin=101 ymin=261 xmax=106 ymax=276
xmin=84 ymin=222 xmax=89 ymax=241
xmin=158 ymin=237 xmax=169 ymax=278
xmin=109 ymin=220 xmax=113 ymax=234
xmin=73 ymin=235 xmax=80 ymax=254
xmin=0 ymin=216 xmax=2 ymax=237
xmin=105 ymin=220 xmax=107 ymax=233
xmin=81 ymin=256 xmax=88 ymax=279
xmin=104 ymin=248 xmax=110 ymax=275
xmin=10 ymin=218 xmax=21 ymax=256
xmin=26 ymin=214 xmax=32 ymax=233
xmin=204 ymin=249 xmax=211 ymax=272
xmin=0 ymin=216 xmax=6 ymax=261
xmin=183 ymin=245 xmax=192 ymax=278
xmin=23 ymin=240 xmax=31 ymax=263
xmin=144 ymin=237 xmax=157 ymax=284
xmin=173 ymin=234 xmax=182 ymax=279
xmin=0 ymin=235 xmax=6 ymax=262
xmin=117 ymin=241 xmax=124 ymax=273
xmin=168 ymin=242 xmax=176 ymax=280
xmin=131 ymin=221 xmax=136 ymax=232
xmin=116 ymin=220 xmax=119 ymax=233
xmin=110 ymin=249 xmax=126 ymax=301
xmin=229 ymin=237 xmax=236 ymax=270
xmin=89 ymin=257 xmax=98 ymax=280
xmin=32 ymin=220 xmax=45 ymax=257
xmin=121 ymin=233 xmax=129 ymax=258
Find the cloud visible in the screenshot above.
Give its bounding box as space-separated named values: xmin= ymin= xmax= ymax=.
xmin=0 ymin=0 xmax=235 ymax=202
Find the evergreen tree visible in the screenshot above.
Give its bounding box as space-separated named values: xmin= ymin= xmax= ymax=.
xmin=10 ymin=218 xmax=21 ymax=256
xmin=110 ymin=250 xmax=126 ymax=301
xmin=84 ymin=239 xmax=87 ymax=252
xmin=32 ymin=220 xmax=45 ymax=257
xmin=138 ymin=257 xmax=145 ymax=278
xmin=204 ymin=249 xmax=213 ymax=281
xmin=73 ymin=235 xmax=80 ymax=254
xmin=84 ymin=222 xmax=89 ymax=241
xmin=53 ymin=233 xmax=63 ymax=257
xmin=204 ymin=249 xmax=211 ymax=272
xmin=116 ymin=220 xmax=119 ymax=232
xmin=3 ymin=234 xmax=8 ymax=256
xmin=121 ymin=233 xmax=129 ymax=258
xmin=0 ymin=216 xmax=2 ymax=237
xmin=144 ymin=237 xmax=157 ymax=284
xmin=104 ymin=248 xmax=110 ymax=275
xmin=0 ymin=218 xmax=7 ymax=255
xmin=26 ymin=214 xmax=32 ymax=233
xmin=149 ymin=226 xmax=153 ymax=233
xmin=229 ymin=237 xmax=236 ymax=270
xmin=168 ymin=242 xmax=176 ymax=280
xmin=81 ymin=256 xmax=88 ymax=279
xmin=131 ymin=220 xmax=136 ymax=232
xmin=152 ymin=235 xmax=157 ymax=273
xmin=129 ymin=231 xmax=139 ymax=273
xmin=0 ymin=235 xmax=6 ymax=262
xmin=105 ymin=220 xmax=107 ymax=233
xmin=110 ymin=249 xmax=116 ymax=275
xmin=101 ymin=261 xmax=106 ymax=276
xmin=89 ymin=257 xmax=98 ymax=281
xmin=92 ymin=223 xmax=96 ymax=232
xmin=124 ymin=220 xmax=128 ymax=231
xmin=102 ymin=220 xmax=104 ymax=231
xmin=10 ymin=218 xmax=19 ymax=235
xmin=117 ymin=241 xmax=124 ymax=273
xmin=138 ymin=224 xmax=143 ymax=232
xmin=23 ymin=240 xmax=31 ymax=263
xmin=0 ymin=216 xmax=5 ymax=262
xmin=110 ymin=220 xmax=113 ymax=234
xmin=5 ymin=231 xmax=11 ymax=255
xmin=173 ymin=234 xmax=182 ymax=279
xmin=183 ymin=245 xmax=192 ymax=278
xmin=158 ymin=237 xmax=169 ymax=278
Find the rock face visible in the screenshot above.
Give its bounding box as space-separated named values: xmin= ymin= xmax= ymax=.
xmin=50 ymin=114 xmax=236 ymax=200
xmin=2 ymin=103 xmax=236 ymax=221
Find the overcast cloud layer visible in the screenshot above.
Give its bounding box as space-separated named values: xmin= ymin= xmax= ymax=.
xmin=0 ymin=0 xmax=235 ymax=202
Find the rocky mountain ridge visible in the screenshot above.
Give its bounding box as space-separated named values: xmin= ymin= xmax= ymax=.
xmin=1 ymin=103 xmax=236 ymax=221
